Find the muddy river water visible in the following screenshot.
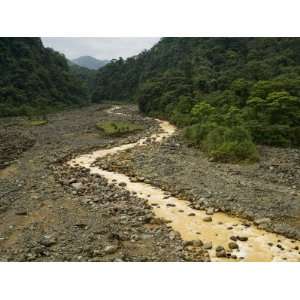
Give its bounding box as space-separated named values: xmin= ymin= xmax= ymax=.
xmin=68 ymin=107 xmax=300 ymax=262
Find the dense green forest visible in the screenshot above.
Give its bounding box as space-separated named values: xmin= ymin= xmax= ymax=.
xmin=0 ymin=38 xmax=89 ymax=118
xmin=69 ymin=63 xmax=97 ymax=99
xmin=93 ymin=38 xmax=300 ymax=162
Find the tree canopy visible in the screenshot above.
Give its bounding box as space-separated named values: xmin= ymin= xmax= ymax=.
xmin=0 ymin=38 xmax=89 ymax=117
xmin=92 ymin=38 xmax=300 ymax=161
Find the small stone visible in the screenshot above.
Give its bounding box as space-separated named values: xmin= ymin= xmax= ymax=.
xmin=93 ymin=250 xmax=101 ymax=256
xmin=71 ymin=182 xmax=83 ymax=190
xmin=193 ymin=240 xmax=203 ymax=247
xmin=216 ymin=245 xmax=225 ymax=252
xmin=169 ymin=232 xmax=177 ymax=240
xmin=118 ymin=182 xmax=127 ymax=187
xmin=166 ymin=203 xmax=176 ymax=207
xmin=276 ymin=244 xmax=284 ymax=250
xmin=237 ymin=236 xmax=248 ymax=242
xmin=68 ymin=178 xmax=77 ymax=184
xmin=104 ymin=245 xmax=119 ymax=254
xmin=39 ymin=235 xmax=57 ymax=247
xmin=228 ymin=242 xmax=239 ymax=250
xmin=15 ymin=210 xmax=28 ymax=216
xmin=188 ymin=213 xmax=196 ymax=216
xmin=183 ymin=240 xmax=194 ymax=247
xmin=230 ymin=236 xmax=237 ymax=241
xmin=254 ymin=218 xmax=271 ymax=226
xmin=74 ymin=223 xmax=87 ymax=229
xmin=226 ymin=196 xmax=235 ymax=202
xmin=194 ymin=204 xmax=201 ymax=210
xmin=203 ymin=216 xmax=212 ymax=222
xmin=203 ymin=242 xmax=213 ymax=250
xmin=206 ymin=208 xmax=214 ymax=215
xmin=113 ymin=258 xmax=124 ymax=262
xmin=216 ymin=249 xmax=227 ymax=258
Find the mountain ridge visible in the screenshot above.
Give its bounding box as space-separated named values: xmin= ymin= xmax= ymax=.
xmin=72 ymin=56 xmax=109 ymax=70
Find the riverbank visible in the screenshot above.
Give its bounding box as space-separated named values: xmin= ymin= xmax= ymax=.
xmin=0 ymin=104 xmax=207 ymax=261
xmin=96 ymin=131 xmax=300 ymax=241
xmin=1 ymin=104 xmax=300 ymax=261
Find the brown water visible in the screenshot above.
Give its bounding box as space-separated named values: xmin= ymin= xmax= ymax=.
xmin=68 ymin=106 xmax=300 ymax=262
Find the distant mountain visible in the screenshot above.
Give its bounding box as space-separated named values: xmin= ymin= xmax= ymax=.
xmin=72 ymin=56 xmax=109 ymax=70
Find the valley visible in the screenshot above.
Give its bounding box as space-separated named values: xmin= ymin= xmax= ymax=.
xmin=0 ymin=104 xmax=299 ymax=261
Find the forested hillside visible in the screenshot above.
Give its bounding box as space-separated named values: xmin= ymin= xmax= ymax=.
xmin=69 ymin=63 xmax=97 ymax=99
xmin=93 ymin=38 xmax=300 ymax=161
xmin=0 ymin=38 xmax=89 ymax=117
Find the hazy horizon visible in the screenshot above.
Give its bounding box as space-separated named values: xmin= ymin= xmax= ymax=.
xmin=42 ymin=37 xmax=160 ymax=60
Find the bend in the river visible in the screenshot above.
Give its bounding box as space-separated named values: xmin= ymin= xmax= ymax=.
xmin=68 ymin=106 xmax=300 ymax=262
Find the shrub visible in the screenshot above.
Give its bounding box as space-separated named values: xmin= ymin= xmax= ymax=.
xmin=203 ymin=126 xmax=259 ymax=163
xmin=184 ymin=122 xmax=217 ymax=144
xmin=248 ymin=123 xmax=300 ymax=147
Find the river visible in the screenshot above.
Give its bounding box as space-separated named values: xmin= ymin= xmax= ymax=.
xmin=68 ymin=106 xmax=300 ymax=262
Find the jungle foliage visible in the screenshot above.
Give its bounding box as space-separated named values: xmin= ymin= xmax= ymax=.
xmin=93 ymin=38 xmax=300 ymax=161
xmin=0 ymin=38 xmax=89 ymax=118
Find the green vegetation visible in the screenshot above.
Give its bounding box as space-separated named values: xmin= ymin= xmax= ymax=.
xmin=96 ymin=121 xmax=143 ymax=136
xmin=69 ymin=63 xmax=97 ymax=99
xmin=185 ymin=125 xmax=259 ymax=163
xmin=0 ymin=38 xmax=89 ymax=118
xmin=27 ymin=120 xmax=48 ymax=126
xmin=93 ymin=38 xmax=300 ymax=162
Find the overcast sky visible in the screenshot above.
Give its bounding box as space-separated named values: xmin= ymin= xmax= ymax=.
xmin=42 ymin=37 xmax=160 ymax=60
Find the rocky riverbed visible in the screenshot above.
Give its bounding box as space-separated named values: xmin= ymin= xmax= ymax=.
xmin=0 ymin=104 xmax=208 ymax=261
xmin=1 ymin=103 xmax=300 ymax=261
xmin=95 ymin=133 xmax=300 ymax=241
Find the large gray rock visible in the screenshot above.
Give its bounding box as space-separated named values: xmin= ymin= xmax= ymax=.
xmin=103 ymin=245 xmax=119 ymax=255
xmin=39 ymin=235 xmax=57 ymax=247
xmin=254 ymin=218 xmax=271 ymax=226
xmin=71 ymin=182 xmax=83 ymax=190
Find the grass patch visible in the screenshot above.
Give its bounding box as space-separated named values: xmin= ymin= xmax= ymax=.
xmin=28 ymin=120 xmax=48 ymax=126
xmin=96 ymin=120 xmax=143 ymax=136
